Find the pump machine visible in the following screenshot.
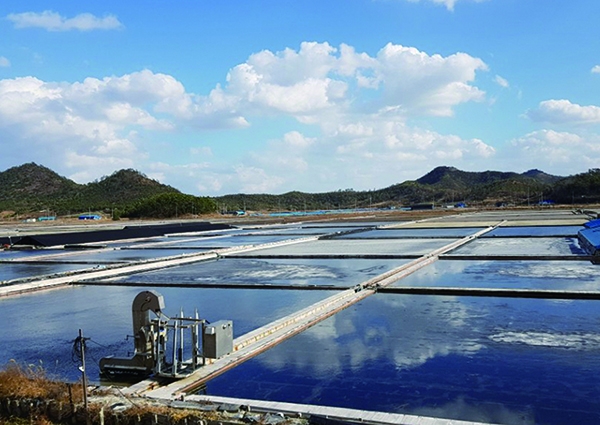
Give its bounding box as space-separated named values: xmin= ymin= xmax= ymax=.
xmin=100 ymin=290 xmax=233 ymax=379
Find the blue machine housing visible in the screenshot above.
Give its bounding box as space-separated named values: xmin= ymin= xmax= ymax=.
xmin=578 ymin=225 xmax=600 ymax=263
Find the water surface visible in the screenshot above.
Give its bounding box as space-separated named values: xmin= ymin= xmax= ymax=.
xmin=392 ymin=260 xmax=600 ymax=291
xmin=110 ymin=257 xmax=408 ymax=287
xmin=206 ymin=294 xmax=600 ymax=425
xmin=0 ymin=286 xmax=331 ymax=381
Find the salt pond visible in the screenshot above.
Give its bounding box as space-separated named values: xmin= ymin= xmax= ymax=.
xmin=1 ymin=216 xmax=599 ymax=425
xmin=206 ymin=294 xmax=600 ymax=425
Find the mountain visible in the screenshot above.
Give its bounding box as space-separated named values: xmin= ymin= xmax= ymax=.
xmin=416 ymin=166 xmax=561 ymax=188
xmin=0 ymin=163 xmax=79 ymax=212
xmin=548 ymin=168 xmax=600 ymax=204
xmin=215 ymin=166 xmax=567 ymax=211
xmin=0 ymin=163 xmax=594 ymax=216
xmin=522 ymin=169 xmax=562 ymax=184
xmin=0 ymin=163 xmax=180 ymax=215
xmin=80 ymin=169 xmax=180 ymax=207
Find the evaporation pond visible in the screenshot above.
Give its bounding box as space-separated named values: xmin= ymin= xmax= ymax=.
xmin=254 ymin=226 xmax=373 ymax=236
xmin=235 ymin=239 xmax=454 ymax=257
xmin=0 ymin=286 xmax=331 ymax=381
xmin=111 ymin=257 xmax=408 ymax=287
xmin=391 ymin=260 xmax=600 ymax=291
xmin=0 ymin=262 xmax=92 ymax=281
xmin=39 ymin=248 xmax=210 ymax=263
xmin=0 ymin=249 xmax=65 ymax=260
xmin=162 ymin=234 xmax=302 ymax=248
xmin=483 ymin=226 xmax=583 ymax=237
xmin=335 ymin=227 xmax=485 ymax=238
xmin=449 ymin=237 xmax=585 ymax=256
xmin=205 ymin=293 xmax=600 ymax=425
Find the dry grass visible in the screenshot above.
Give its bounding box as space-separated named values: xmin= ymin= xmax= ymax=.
xmin=0 ymin=417 xmax=55 ymax=425
xmin=94 ymin=403 xmax=222 ymax=423
xmin=0 ymin=361 xmax=82 ymax=403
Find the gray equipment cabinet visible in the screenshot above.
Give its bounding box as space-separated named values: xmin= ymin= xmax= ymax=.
xmin=203 ymin=320 xmax=233 ymax=359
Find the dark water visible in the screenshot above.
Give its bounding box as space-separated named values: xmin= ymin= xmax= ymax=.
xmin=205 ymin=294 xmax=600 ymax=425
xmin=0 ymin=286 xmax=330 ymax=381
xmin=0 ymin=262 xmax=95 ymax=281
xmin=0 ymin=249 xmax=65 ymax=260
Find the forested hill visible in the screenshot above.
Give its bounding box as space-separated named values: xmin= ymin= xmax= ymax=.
xmin=1 ymin=163 xmax=600 ymax=215
xmin=215 ymin=167 xmax=600 ymax=211
xmin=0 ymin=163 xmax=181 ymax=214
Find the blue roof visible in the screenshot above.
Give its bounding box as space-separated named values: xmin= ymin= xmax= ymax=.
xmin=79 ymin=214 xmax=102 ymax=220
xmin=584 ymin=219 xmax=600 ymax=229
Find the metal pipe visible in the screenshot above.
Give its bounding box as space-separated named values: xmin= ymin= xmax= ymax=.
xmin=192 ymin=309 xmax=199 ymax=369
xmin=201 ymin=320 xmax=206 ymax=366
xmin=179 ymin=308 xmax=184 ymax=365
xmin=172 ymin=319 xmax=178 ymax=376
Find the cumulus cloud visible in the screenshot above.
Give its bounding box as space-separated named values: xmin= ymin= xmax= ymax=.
xmin=509 ymin=130 xmax=600 ymax=173
xmin=0 ymin=41 xmax=492 ymax=194
xmin=7 ymin=10 xmax=122 ymax=31
xmin=591 ymin=65 xmax=600 ymax=74
xmin=282 ymin=131 xmax=315 ymax=149
xmin=213 ymin=41 xmax=487 ymax=122
xmin=0 ymin=70 xmax=179 ymax=179
xmin=0 ymin=57 xmax=10 ymax=67
xmin=233 ymin=165 xmax=284 ymax=193
xmin=525 ymin=99 xmax=600 ymax=125
xmin=373 ymin=43 xmax=487 ymax=116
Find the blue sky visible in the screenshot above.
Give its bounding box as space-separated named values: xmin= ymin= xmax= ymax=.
xmin=1 ymin=0 xmax=599 ymax=195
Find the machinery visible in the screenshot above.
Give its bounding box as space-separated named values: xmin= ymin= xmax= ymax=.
xmin=100 ymin=290 xmax=233 ymax=379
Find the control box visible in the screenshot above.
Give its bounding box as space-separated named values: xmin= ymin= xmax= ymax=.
xmin=203 ymin=320 xmax=233 ymax=359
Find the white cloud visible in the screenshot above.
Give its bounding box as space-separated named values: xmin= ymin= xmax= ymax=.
xmin=148 ymin=161 xmax=289 ymax=195
xmin=509 ymin=129 xmax=600 ymax=173
xmin=282 ymin=131 xmax=315 ymax=149
xmin=374 ymin=44 xmax=487 ymax=116
xmin=591 ymin=65 xmax=600 ymax=74
xmin=0 ymin=57 xmax=10 ymax=67
xmin=526 ymin=99 xmax=600 ymax=125
xmin=7 ymin=10 xmax=122 ymax=31
xmin=65 ymin=151 xmax=137 ymax=183
xmin=220 ymin=41 xmax=487 ymax=120
xmin=0 ymin=70 xmax=182 ymax=179
xmin=233 ymin=165 xmax=284 ymax=193
xmin=494 ymin=75 xmax=509 ymax=88
xmin=0 ymin=41 xmax=492 ymax=194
